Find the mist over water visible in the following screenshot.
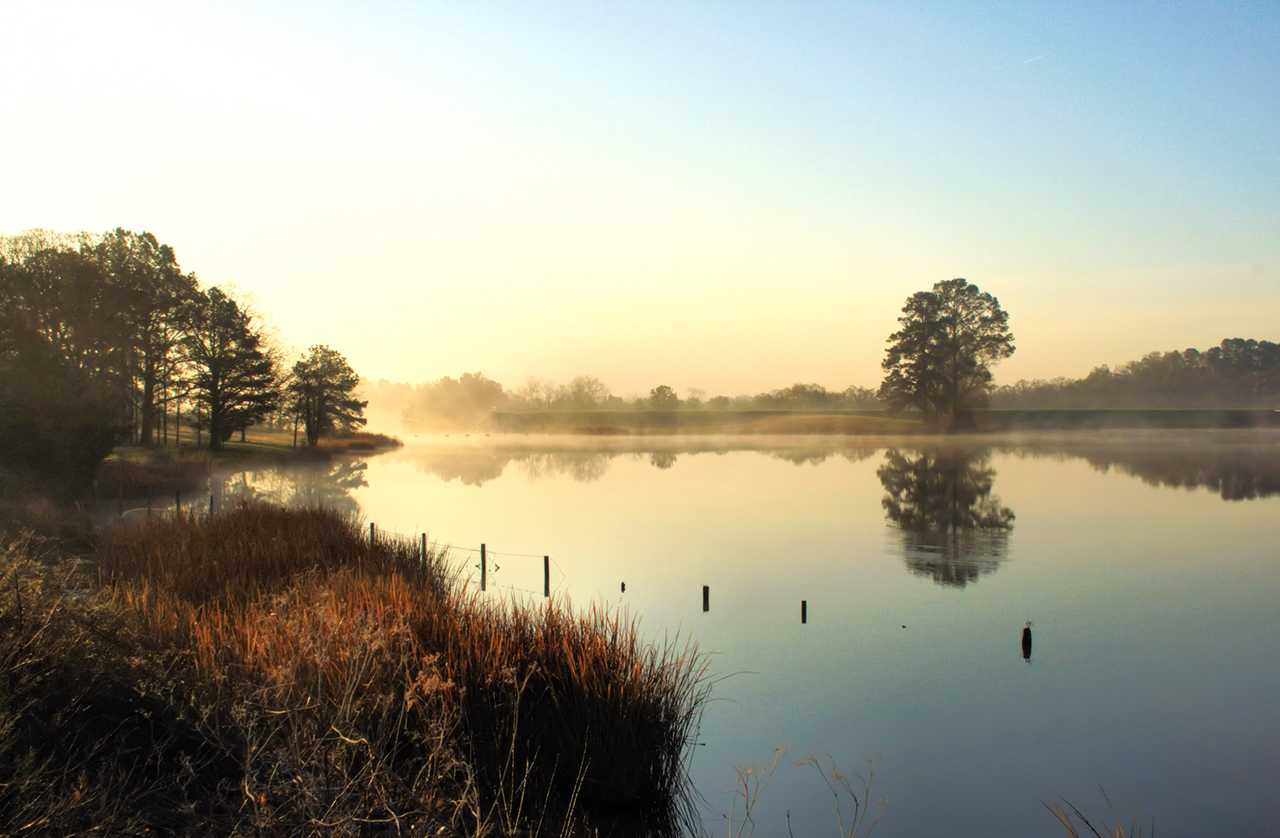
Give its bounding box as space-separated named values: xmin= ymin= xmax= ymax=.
xmin=206 ymin=431 xmax=1280 ymax=837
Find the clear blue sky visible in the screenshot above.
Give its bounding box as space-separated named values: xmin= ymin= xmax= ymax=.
xmin=3 ymin=1 xmax=1277 ymax=396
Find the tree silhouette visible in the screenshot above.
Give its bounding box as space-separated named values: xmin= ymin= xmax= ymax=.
xmin=183 ymin=287 xmax=279 ymax=451
xmin=649 ymin=384 xmax=680 ymax=409
xmin=879 ymin=278 xmax=1014 ymax=430
xmin=877 ymin=447 xmax=1015 ymax=587
xmin=287 ymin=345 xmax=367 ymax=447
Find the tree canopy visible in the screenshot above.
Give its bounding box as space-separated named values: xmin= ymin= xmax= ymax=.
xmin=648 ymin=385 xmax=680 ymax=409
xmin=878 ymin=278 xmax=1014 ymax=430
xmin=288 ymin=345 xmax=367 ymax=447
xmin=184 ymin=287 xmax=280 ymax=450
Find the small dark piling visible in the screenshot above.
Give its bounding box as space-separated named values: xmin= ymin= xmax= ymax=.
xmin=1022 ymin=623 xmax=1033 ymax=661
xmin=480 ymin=543 xmax=486 ymax=591
xmin=544 ymin=555 xmax=550 ymax=597
xmin=702 ymin=585 xmax=709 ymax=612
xmin=802 ymin=600 xmax=807 ymax=624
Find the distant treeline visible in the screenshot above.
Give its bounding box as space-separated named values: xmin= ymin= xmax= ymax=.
xmin=364 ymin=375 xmax=883 ymax=432
xmin=367 ymin=337 xmax=1279 ymax=434
xmin=991 ymin=339 xmax=1280 ymax=409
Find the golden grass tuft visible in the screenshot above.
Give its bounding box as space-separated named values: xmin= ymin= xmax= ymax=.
xmin=10 ymin=502 xmax=710 ymax=836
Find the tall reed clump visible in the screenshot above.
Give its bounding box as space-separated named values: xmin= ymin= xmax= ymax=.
xmin=0 ymin=533 xmax=242 ymax=834
xmin=87 ymin=503 xmax=708 ymax=836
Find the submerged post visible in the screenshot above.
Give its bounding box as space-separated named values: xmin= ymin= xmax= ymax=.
xmin=802 ymin=600 xmax=808 ymax=624
xmin=702 ymin=585 xmax=709 ymax=612
xmin=480 ymin=544 xmax=487 ymax=591
xmin=544 ymin=555 xmax=550 ymax=597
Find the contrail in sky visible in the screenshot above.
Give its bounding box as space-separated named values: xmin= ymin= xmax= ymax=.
xmin=1024 ymin=52 xmax=1052 ymax=64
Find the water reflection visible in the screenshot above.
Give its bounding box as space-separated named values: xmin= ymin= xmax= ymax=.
xmin=878 ymin=448 xmax=1015 ymax=587
xmin=393 ymin=438 xmax=882 ymax=485
xmin=213 ymin=460 xmax=368 ymax=517
xmin=518 ymin=451 xmax=613 ymax=482
xmin=1080 ymin=445 xmax=1280 ymax=500
xmin=649 ymin=452 xmax=677 ymax=470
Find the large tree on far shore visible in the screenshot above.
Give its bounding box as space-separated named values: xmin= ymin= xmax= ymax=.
xmin=878 ymin=278 xmax=1014 ymax=430
xmin=288 ymin=345 xmax=367 ymax=447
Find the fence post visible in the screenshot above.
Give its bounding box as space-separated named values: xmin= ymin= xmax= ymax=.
xmin=370 ymin=522 xmax=376 ymax=543
xmin=702 ymin=585 xmax=709 ymax=612
xmin=421 ymin=533 xmax=427 ymax=566
xmin=802 ymin=600 xmax=808 ymax=624
xmin=544 ymin=556 xmax=550 ymax=597
xmin=480 ymin=544 xmax=487 ymax=591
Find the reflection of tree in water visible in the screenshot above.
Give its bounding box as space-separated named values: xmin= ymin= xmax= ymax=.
xmin=213 ymin=460 xmax=368 ymax=518
xmin=878 ymin=448 xmax=1015 ymax=587
xmin=770 ymin=448 xmax=878 ymax=466
xmin=408 ymin=450 xmax=508 ymax=486
xmin=649 ymin=452 xmax=677 ymax=470
xmin=515 ymin=452 xmax=612 ymax=483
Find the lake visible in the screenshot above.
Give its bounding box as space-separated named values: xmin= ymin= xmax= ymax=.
xmin=209 ymin=430 xmax=1280 ymax=837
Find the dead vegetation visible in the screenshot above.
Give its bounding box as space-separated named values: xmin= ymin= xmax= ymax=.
xmin=1 ymin=505 xmax=707 ymax=836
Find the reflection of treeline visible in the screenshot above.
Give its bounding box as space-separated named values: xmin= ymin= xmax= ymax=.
xmin=1045 ymin=441 xmax=1280 ymax=501
xmin=991 ymin=338 xmax=1280 ymax=408
xmin=363 ymin=373 xmax=884 ymax=433
xmin=399 ymin=440 xmax=884 ymax=485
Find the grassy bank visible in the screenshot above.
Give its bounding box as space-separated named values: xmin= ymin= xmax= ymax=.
xmin=0 ymin=505 xmax=707 ymax=836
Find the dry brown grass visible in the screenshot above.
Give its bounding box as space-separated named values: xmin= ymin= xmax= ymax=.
xmin=315 ymin=431 xmax=404 ymax=453
xmin=0 ymin=504 xmax=707 ymax=836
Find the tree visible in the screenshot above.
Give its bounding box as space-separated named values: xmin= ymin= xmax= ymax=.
xmin=557 ymin=375 xmax=611 ymax=409
xmin=648 ymin=384 xmax=680 ymax=409
xmin=184 ymin=287 xmax=280 ymax=450
xmin=90 ymin=228 xmax=200 ymax=446
xmin=288 ymin=345 xmax=367 ymax=447
xmin=878 ymin=278 xmax=1014 ymax=430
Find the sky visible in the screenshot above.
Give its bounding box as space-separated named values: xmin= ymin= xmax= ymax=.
xmin=2 ymin=1 xmax=1278 ymax=398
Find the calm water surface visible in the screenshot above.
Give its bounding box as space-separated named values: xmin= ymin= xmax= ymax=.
xmin=212 ymin=431 xmax=1280 ymax=837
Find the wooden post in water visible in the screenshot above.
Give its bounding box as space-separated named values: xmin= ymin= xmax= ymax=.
xmin=544 ymin=556 xmax=550 ymax=597
xmin=801 ymin=600 xmax=808 ymax=624
xmin=421 ymin=533 xmax=427 ymax=567
xmin=480 ymin=544 xmax=487 ymax=591
xmin=702 ymin=585 xmax=709 ymax=612
xmin=370 ymin=522 xmax=376 ymax=544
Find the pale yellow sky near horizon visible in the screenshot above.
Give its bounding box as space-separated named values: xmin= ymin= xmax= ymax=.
xmin=2 ymin=2 xmax=1276 ymax=398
